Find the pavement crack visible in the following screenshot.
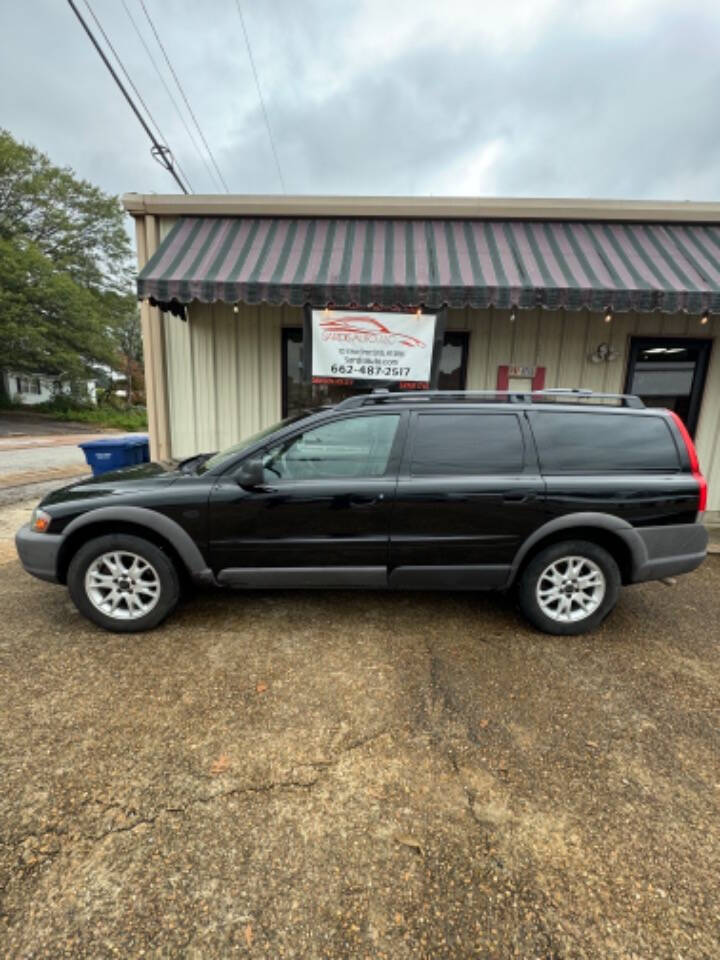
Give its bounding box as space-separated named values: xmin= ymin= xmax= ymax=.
xmin=291 ymin=726 xmax=393 ymax=772
xmin=90 ymin=815 xmax=159 ymax=842
xmin=0 ymin=729 xmax=393 ymax=896
xmin=194 ymin=777 xmax=321 ymax=806
xmin=340 ymin=726 xmax=392 ymax=754
xmin=87 ymin=775 xmax=323 ymax=841
xmin=0 ymin=775 xmax=323 ymax=896
xmin=1 ymin=824 xmax=67 ymax=850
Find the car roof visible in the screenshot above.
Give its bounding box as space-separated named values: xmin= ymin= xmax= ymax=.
xmin=328 ymin=389 xmax=652 ymax=414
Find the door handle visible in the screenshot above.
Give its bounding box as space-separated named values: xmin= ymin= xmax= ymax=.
xmin=349 ymin=493 xmax=385 ymax=507
xmin=503 ymin=491 xmax=536 ymax=503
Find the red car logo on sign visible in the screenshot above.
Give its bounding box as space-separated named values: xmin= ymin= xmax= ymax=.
xmin=319 ymin=315 xmax=426 ymax=348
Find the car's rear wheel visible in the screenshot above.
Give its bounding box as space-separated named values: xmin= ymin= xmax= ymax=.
xmin=67 ymin=533 xmax=180 ymax=633
xmin=517 ymin=539 xmax=620 ymax=635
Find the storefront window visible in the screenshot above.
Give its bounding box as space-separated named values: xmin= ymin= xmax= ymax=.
xmin=625 ymin=337 xmax=711 ymax=437
xmin=282 ymin=329 xmax=469 ymax=417
xmin=437 ymin=332 xmax=469 ymax=390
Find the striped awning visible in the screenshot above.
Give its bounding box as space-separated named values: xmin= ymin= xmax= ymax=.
xmin=138 ymin=215 xmax=720 ymax=314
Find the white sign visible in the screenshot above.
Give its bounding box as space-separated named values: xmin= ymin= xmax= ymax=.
xmin=311 ymin=310 xmax=437 ymax=386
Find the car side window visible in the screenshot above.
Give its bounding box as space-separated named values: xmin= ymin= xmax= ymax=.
xmin=262 ymin=414 xmax=401 ymax=481
xmin=529 ymin=412 xmax=681 ymax=472
xmin=410 ymin=412 xmax=524 ymax=476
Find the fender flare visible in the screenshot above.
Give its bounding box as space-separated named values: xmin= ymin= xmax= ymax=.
xmin=508 ymin=512 xmax=645 ymax=584
xmin=61 ymin=506 xmax=214 ymax=582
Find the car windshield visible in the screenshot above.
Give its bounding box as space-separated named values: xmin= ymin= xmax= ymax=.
xmin=196 ymin=413 xmax=309 ymax=474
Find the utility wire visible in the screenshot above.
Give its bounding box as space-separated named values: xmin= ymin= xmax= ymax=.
xmin=81 ymin=0 xmax=194 ymax=192
xmin=233 ymin=0 xmax=286 ymax=193
xmin=137 ymin=0 xmax=230 ymax=192
xmin=66 ymin=0 xmax=188 ymax=193
xmin=121 ymin=0 xmax=214 ymax=193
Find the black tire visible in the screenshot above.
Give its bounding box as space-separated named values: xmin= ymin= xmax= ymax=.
xmin=67 ymin=533 xmax=180 ymax=633
xmin=517 ymin=539 xmax=620 ymax=636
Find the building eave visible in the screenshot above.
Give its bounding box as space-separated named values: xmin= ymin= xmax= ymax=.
xmin=121 ymin=192 xmax=720 ymax=223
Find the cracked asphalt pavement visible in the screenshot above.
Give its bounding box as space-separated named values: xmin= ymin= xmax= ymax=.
xmin=1 ymin=499 xmax=719 ymax=958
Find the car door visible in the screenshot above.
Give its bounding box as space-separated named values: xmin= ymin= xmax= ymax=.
xmin=208 ymin=411 xmax=405 ymax=586
xmin=389 ymin=409 xmax=545 ymax=589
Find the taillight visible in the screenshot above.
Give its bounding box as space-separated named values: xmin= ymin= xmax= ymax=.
xmin=668 ymin=411 xmax=707 ymax=512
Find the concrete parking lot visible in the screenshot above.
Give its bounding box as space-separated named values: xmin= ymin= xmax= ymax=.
xmin=1 ymin=500 xmax=719 ymax=958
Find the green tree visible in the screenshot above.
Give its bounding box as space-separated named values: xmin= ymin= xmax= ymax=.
xmin=110 ymin=294 xmax=144 ymax=407
xmin=0 ymin=238 xmax=120 ymax=378
xmin=0 ymin=129 xmax=137 ymax=394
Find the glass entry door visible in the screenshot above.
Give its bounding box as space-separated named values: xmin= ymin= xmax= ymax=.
xmin=624 ymin=337 xmax=712 ymax=436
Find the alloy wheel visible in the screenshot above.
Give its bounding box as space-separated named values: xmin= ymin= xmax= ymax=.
xmin=84 ymin=550 xmax=161 ymax=620
xmin=535 ymin=555 xmax=606 ymax=623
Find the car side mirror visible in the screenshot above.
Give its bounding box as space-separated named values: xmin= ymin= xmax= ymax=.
xmin=237 ymin=458 xmax=265 ymax=490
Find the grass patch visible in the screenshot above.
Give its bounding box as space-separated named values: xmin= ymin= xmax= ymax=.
xmin=44 ymin=406 xmax=148 ymax=431
xmin=0 ymin=398 xmax=147 ymax=432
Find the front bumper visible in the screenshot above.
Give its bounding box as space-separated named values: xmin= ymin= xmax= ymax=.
xmin=15 ymin=524 xmax=63 ymax=583
xmin=623 ymin=523 xmax=709 ymax=583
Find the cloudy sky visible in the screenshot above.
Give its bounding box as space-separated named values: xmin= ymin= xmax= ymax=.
xmin=3 ymin=0 xmax=720 ymax=203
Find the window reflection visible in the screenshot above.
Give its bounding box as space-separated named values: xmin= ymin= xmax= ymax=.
xmin=437 ymin=333 xmax=468 ymax=390
xmin=263 ymin=414 xmax=400 ymax=481
xmin=411 ymin=413 xmax=524 ymax=476
xmin=626 ymin=339 xmax=711 ymax=435
xmin=531 ymin=412 xmax=680 ymax=472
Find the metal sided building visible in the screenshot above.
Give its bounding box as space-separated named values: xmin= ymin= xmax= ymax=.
xmin=123 ymin=194 xmax=720 ymax=518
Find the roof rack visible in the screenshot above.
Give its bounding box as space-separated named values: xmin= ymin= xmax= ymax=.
xmin=335 ymin=388 xmax=645 ymax=409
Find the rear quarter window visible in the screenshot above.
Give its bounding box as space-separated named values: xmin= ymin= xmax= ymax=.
xmin=529 ymin=412 xmax=680 ymax=472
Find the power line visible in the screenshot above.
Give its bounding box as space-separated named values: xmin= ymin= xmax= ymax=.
xmin=137 ymin=0 xmax=230 ymax=193
xmin=66 ymin=0 xmax=189 ymax=193
xmin=121 ymin=0 xmax=213 ymax=193
xmin=233 ymin=0 xmax=286 ymax=193
xmin=81 ymin=0 xmax=194 ymax=192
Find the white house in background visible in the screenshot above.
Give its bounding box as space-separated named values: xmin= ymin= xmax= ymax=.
xmin=2 ymin=371 xmax=97 ymax=406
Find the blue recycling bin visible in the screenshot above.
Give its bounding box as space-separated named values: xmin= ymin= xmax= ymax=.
xmin=79 ymin=434 xmax=150 ymax=477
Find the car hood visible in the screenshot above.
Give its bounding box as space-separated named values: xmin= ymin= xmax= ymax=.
xmin=41 ymin=460 xmax=182 ymax=506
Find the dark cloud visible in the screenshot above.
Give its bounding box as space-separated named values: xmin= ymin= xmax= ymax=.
xmin=2 ymin=0 xmax=720 ymax=203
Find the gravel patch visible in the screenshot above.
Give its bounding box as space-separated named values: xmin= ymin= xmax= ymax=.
xmin=0 ymin=505 xmax=718 ymax=958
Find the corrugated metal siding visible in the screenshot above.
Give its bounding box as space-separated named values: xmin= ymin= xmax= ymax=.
xmin=162 ymin=301 xmax=720 ymax=511
xmin=162 ymin=301 xmax=300 ymax=458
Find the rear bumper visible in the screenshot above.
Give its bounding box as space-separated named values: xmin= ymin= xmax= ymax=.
xmin=15 ymin=524 xmax=63 ymax=583
xmin=622 ymin=523 xmax=708 ymax=583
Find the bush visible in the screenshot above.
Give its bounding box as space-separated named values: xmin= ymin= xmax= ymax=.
xmin=44 ymin=393 xmax=92 ymax=413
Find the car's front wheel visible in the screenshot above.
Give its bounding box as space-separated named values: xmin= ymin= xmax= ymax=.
xmin=517 ymin=539 xmax=620 ymax=635
xmin=67 ymin=533 xmax=180 ymax=633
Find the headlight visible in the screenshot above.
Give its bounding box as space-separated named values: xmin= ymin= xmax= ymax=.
xmin=30 ymin=508 xmax=52 ymax=533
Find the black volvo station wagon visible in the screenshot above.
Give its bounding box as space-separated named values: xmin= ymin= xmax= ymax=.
xmin=16 ymin=388 xmax=709 ymax=635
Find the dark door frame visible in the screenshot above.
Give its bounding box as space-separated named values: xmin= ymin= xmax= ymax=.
xmin=623 ymin=336 xmax=713 ymax=437
xmin=438 ymin=331 xmax=469 ymax=391
xmin=281 ymin=327 xmax=302 ymax=419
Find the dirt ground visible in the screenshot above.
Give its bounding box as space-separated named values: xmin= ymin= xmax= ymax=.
xmin=1 ymin=499 xmax=719 ymax=959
